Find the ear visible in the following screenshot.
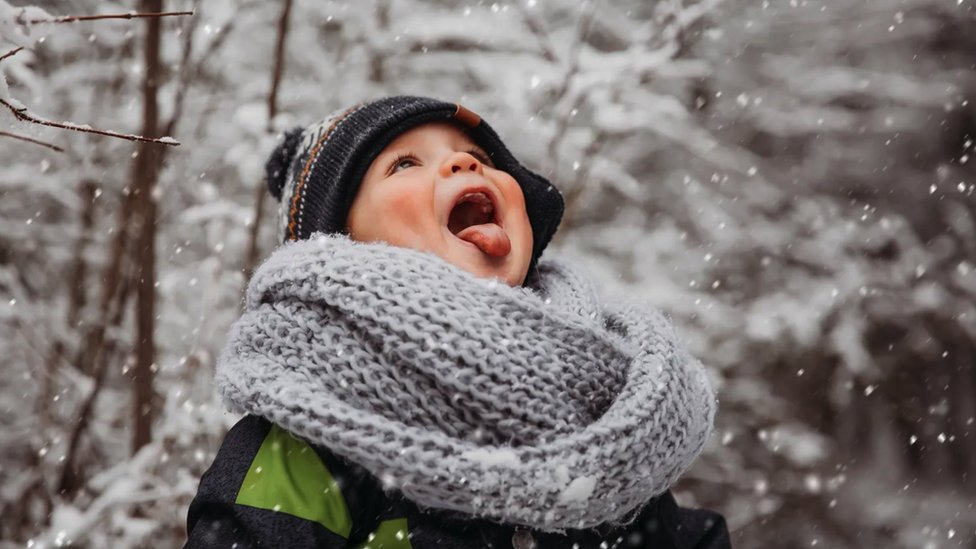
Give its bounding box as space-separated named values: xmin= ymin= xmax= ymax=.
xmin=265 ymin=126 xmax=304 ymax=199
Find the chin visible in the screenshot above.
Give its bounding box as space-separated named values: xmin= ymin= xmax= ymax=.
xmin=484 ymin=262 xmax=528 ymax=287
xmin=443 ymin=235 xmax=529 ymax=286
xmin=460 ymin=257 xmax=521 ymax=287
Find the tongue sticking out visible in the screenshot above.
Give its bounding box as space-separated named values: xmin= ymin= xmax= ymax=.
xmin=449 ymin=191 xmax=511 ymax=256
xmin=456 ymin=223 xmax=511 ymax=256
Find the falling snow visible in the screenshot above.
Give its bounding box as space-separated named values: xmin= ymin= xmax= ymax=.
xmin=1 ymin=0 xmax=974 ymax=547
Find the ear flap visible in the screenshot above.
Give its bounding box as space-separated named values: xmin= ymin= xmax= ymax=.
xmin=265 ymin=126 xmax=304 ymax=199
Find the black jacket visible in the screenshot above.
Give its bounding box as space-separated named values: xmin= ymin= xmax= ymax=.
xmin=185 ymin=415 xmax=731 ymax=548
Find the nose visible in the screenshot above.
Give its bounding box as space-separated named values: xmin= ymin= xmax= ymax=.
xmin=439 ymin=151 xmax=484 ymax=178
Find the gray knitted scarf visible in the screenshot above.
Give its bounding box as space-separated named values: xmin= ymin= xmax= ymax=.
xmin=215 ymin=234 xmax=716 ymax=532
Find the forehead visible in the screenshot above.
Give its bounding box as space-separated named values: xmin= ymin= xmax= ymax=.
xmin=381 ymin=121 xmax=477 ymax=151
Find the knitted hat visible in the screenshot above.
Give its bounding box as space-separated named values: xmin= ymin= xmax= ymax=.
xmin=264 ymin=95 xmax=564 ymax=276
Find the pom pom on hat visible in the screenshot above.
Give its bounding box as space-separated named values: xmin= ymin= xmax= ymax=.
xmin=265 ymin=126 xmax=304 ymax=200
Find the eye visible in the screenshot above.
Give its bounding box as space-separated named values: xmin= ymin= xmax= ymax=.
xmin=388 ymin=153 xmax=418 ymax=174
xmin=469 ymin=148 xmax=494 ymax=168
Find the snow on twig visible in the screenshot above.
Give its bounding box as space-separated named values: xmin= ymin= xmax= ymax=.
xmin=19 ymin=10 xmax=193 ymax=25
xmin=0 ymin=39 xmax=178 ymax=146
xmin=1 ymin=6 xmax=189 ymax=147
xmin=0 ymin=98 xmax=180 ymax=146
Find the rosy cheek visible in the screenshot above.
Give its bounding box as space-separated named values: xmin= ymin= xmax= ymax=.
xmin=493 ymin=174 xmax=533 ymax=258
xmin=499 ymin=174 xmax=528 ymax=214
xmin=386 ymin=189 xmax=422 ymax=212
xmin=376 ymin=188 xmax=431 ymax=234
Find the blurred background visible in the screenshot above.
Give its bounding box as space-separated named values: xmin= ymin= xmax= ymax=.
xmin=1 ymin=0 xmax=974 ymax=547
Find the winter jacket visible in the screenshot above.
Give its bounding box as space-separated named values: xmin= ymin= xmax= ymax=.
xmin=185 ymin=415 xmax=731 ymax=549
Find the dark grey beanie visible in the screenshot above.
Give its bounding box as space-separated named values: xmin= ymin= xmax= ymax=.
xmin=264 ymin=95 xmax=564 ymax=276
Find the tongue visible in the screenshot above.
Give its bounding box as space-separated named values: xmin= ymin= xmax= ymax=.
xmin=456 ymin=223 xmax=511 ymax=256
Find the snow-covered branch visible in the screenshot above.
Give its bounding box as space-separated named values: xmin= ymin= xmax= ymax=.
xmin=1 ymin=2 xmax=186 ymax=147
xmin=0 ymin=98 xmax=180 ymax=145
xmin=19 ymin=10 xmax=193 ymax=25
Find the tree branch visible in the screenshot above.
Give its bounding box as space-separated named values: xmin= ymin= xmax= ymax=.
xmin=159 ymin=0 xmax=201 ymax=154
xmin=0 ymin=98 xmax=179 ymax=146
xmin=0 ymin=130 xmax=63 ymax=152
xmin=266 ymin=0 xmax=293 ymax=132
xmin=162 ymin=7 xmax=237 ymax=141
xmin=514 ymin=0 xmax=558 ymax=63
xmin=243 ymin=0 xmax=294 ymax=287
xmin=60 ymin=247 xmax=134 ymax=495
xmin=21 ymin=11 xmax=193 ymax=25
xmin=0 ymin=46 xmax=24 ymax=63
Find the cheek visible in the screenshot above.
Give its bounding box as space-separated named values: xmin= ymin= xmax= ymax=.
xmin=385 ymin=188 xmax=425 ymax=215
xmin=498 ymin=175 xmax=526 ymax=208
xmin=380 ymin=187 xmax=432 ymax=231
xmin=497 ymin=175 xmax=535 ymax=268
xmin=499 ymin=176 xmax=532 ymax=231
xmin=349 ymin=185 xmax=432 ymax=242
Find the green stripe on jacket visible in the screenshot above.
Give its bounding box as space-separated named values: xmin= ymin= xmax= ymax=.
xmin=351 ymin=517 xmax=414 ymax=549
xmin=234 ymin=424 xmax=352 ymax=538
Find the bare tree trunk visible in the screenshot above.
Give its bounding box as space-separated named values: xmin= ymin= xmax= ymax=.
xmin=369 ymin=0 xmax=389 ymax=83
xmin=40 ymin=180 xmax=97 ymax=432
xmin=75 ymin=189 xmax=135 ymax=379
xmin=243 ymin=0 xmax=294 ymax=286
xmin=67 ymin=180 xmax=97 ymax=328
xmin=58 ymin=270 xmax=134 ymax=496
xmin=266 ymin=0 xmax=292 ymax=134
xmin=129 ymin=0 xmax=164 ymax=454
xmin=954 ymin=352 xmax=976 ymax=490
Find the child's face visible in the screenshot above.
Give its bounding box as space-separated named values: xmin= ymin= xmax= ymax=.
xmin=347 ymin=122 xmax=534 ymax=287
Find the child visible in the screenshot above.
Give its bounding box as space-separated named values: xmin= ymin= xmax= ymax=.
xmin=185 ymin=95 xmax=730 ymax=549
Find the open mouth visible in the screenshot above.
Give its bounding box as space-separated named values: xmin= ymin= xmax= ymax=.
xmin=448 ymin=191 xmax=498 ymax=235
xmin=447 ymin=188 xmax=512 ymax=256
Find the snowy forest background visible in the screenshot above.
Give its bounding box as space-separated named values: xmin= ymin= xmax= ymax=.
xmin=1 ymin=0 xmax=974 ymax=547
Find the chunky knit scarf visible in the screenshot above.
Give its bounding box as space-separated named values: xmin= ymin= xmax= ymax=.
xmin=215 ymin=234 xmax=716 ymax=532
